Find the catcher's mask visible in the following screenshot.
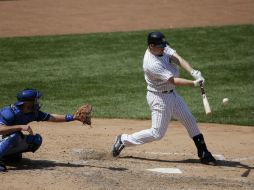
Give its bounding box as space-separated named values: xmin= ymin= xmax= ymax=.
xmin=15 ymin=88 xmax=42 ymax=114
xmin=147 ymin=31 xmax=169 ymax=48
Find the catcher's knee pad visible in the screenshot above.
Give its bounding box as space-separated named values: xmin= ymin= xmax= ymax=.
xmin=26 ymin=134 xmax=42 ymax=153
xmin=0 ymin=133 xmax=20 ymax=157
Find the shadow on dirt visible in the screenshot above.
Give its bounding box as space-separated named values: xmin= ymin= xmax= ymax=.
xmin=120 ymin=155 xmax=200 ymax=164
xmin=5 ymin=158 xmax=128 ymax=172
xmin=5 ymin=158 xmax=85 ymax=171
xmin=121 ymin=156 xmax=253 ymax=177
xmin=217 ymin=160 xmax=254 ymax=177
xmin=82 ymin=164 xmax=128 ymax=171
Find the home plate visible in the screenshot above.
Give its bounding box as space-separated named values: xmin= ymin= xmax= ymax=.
xmin=213 ymin=154 xmax=225 ymax=160
xmin=147 ymin=168 xmax=182 ymax=174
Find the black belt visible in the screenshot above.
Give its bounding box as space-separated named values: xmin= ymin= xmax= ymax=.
xmin=162 ymin=89 xmax=174 ymax=94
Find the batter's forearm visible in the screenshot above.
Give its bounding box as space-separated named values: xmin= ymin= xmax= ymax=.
xmin=179 ymin=58 xmax=193 ymax=74
xmin=171 ymin=53 xmax=193 ymax=74
xmin=168 ymin=77 xmax=194 ymax=86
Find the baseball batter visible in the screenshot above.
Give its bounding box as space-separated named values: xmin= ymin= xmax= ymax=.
xmin=112 ymin=32 xmax=216 ymax=165
xmin=0 ymin=88 xmax=92 ymax=172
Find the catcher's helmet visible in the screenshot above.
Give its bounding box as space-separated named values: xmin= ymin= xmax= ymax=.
xmin=15 ymin=89 xmax=42 ymax=106
xmin=147 ymin=32 xmax=168 ymax=48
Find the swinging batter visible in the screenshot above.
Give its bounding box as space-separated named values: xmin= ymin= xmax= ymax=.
xmin=112 ymin=31 xmax=216 ymax=165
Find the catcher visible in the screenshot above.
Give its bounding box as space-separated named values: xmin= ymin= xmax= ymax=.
xmin=0 ymin=88 xmax=92 ymax=172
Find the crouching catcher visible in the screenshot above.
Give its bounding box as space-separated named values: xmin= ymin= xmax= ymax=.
xmin=0 ymin=88 xmax=92 ymax=172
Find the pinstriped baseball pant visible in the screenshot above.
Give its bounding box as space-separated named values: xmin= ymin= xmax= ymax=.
xmin=121 ymin=91 xmax=200 ymax=146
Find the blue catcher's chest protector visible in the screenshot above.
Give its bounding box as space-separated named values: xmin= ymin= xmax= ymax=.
xmin=0 ymin=105 xmax=50 ymax=126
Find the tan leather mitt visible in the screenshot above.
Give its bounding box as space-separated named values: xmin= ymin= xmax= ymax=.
xmin=74 ymin=104 xmax=92 ymax=125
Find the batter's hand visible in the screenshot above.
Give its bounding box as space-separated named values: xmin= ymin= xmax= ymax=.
xmin=21 ymin=125 xmax=33 ymax=135
xmin=191 ymin=69 xmax=203 ymax=80
xmin=193 ymin=77 xmax=205 ymax=87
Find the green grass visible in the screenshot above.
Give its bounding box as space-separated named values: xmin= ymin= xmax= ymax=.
xmin=0 ymin=25 xmax=253 ymax=126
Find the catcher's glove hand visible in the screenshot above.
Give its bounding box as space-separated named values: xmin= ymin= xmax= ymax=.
xmin=74 ymin=103 xmax=92 ymax=125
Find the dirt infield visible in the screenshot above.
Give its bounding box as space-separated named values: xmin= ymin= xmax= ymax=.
xmin=1 ymin=120 xmax=254 ymax=189
xmin=0 ymin=0 xmax=254 ymax=37
xmin=0 ymin=0 xmax=254 ymax=189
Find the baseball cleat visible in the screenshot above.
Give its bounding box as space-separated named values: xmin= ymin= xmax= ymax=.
xmin=112 ymin=135 xmax=125 ymax=157
xmin=0 ymin=160 xmax=7 ymax=172
xmin=200 ymin=151 xmax=217 ymax=166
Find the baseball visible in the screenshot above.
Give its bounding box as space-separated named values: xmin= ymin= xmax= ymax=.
xmin=222 ymin=98 xmax=229 ymax=105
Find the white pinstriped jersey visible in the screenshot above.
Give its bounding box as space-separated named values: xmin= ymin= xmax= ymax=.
xmin=143 ymin=45 xmax=179 ymax=92
xmin=121 ymin=44 xmax=200 ymax=146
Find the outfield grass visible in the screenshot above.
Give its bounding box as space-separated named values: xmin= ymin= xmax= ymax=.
xmin=0 ymin=25 xmax=253 ymax=126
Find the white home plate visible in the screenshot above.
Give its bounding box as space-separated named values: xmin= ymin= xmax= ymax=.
xmin=213 ymin=154 xmax=225 ymax=160
xmin=147 ymin=168 xmax=182 ymax=174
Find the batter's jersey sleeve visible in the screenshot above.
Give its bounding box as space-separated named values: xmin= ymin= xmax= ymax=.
xmin=164 ymin=45 xmax=176 ymax=57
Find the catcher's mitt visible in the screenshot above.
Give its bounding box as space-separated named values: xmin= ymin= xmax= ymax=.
xmin=74 ymin=103 xmax=92 ymax=125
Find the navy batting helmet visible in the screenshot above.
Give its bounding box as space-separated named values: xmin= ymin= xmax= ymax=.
xmin=147 ymin=32 xmax=169 ymax=48
xmin=15 ymin=89 xmax=42 ymax=106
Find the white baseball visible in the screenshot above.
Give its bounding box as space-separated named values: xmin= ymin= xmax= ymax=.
xmin=222 ymin=98 xmax=229 ymax=105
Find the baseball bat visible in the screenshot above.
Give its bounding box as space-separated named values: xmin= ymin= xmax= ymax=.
xmin=199 ymin=83 xmax=212 ymax=115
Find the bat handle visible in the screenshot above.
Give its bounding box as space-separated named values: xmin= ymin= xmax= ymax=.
xmin=199 ymin=82 xmax=205 ymax=95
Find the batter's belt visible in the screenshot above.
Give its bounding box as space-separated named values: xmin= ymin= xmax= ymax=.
xmin=162 ymin=89 xmax=174 ymax=94
xmin=148 ymin=89 xmax=174 ymax=94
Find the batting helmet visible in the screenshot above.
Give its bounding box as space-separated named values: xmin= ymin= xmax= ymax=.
xmin=15 ymin=89 xmax=42 ymax=106
xmin=147 ymin=32 xmax=169 ymax=48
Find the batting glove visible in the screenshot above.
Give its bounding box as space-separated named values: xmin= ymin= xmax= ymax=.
xmin=191 ymin=69 xmax=202 ymax=80
xmin=193 ymin=77 xmax=205 ymax=87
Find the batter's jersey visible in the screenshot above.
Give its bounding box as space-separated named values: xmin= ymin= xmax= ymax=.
xmin=143 ymin=45 xmax=179 ymax=92
xmin=0 ymin=105 xmax=50 ymax=126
